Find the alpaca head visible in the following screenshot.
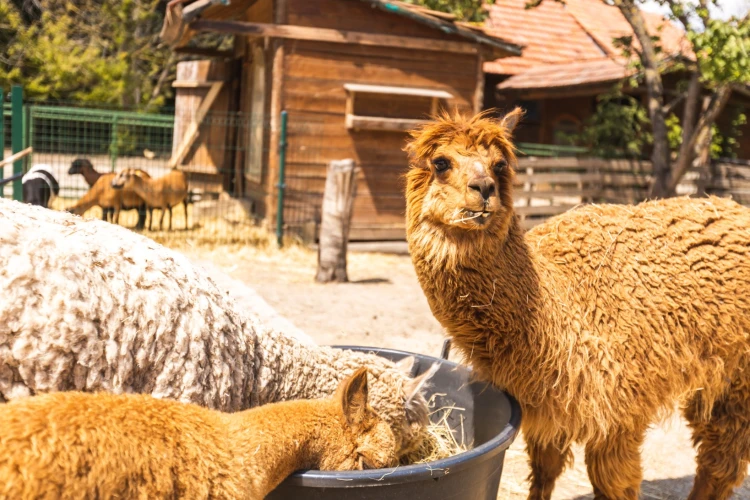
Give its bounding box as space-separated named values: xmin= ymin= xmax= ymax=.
xmin=404 ymin=108 xmax=523 ymax=239
xmin=68 ymin=158 xmax=94 ymax=175
xmin=110 ymin=168 xmax=138 ymax=190
xmin=322 ymin=367 xmax=398 ymax=470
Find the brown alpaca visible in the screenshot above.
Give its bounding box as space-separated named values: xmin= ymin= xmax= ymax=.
xmin=0 ymin=368 xmax=396 ymax=499
xmin=404 ymin=109 xmax=750 ymax=500
xmin=111 ymin=167 xmax=188 ymax=231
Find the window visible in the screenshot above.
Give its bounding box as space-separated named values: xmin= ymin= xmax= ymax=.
xmin=343 ymin=84 xmax=453 ymax=132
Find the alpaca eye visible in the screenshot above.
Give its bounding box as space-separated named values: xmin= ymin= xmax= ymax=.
xmin=432 ymin=157 xmax=451 ymax=173
xmin=493 ymin=160 xmax=508 ymax=173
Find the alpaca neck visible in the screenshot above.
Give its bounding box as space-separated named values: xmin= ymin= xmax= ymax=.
xmin=82 ymin=167 xmax=102 ymax=187
xmin=408 ymin=216 xmax=561 ymax=405
xmin=229 ymin=399 xmax=337 ymax=497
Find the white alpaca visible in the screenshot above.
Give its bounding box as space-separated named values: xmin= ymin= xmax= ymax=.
xmin=0 ymin=199 xmax=431 ymax=453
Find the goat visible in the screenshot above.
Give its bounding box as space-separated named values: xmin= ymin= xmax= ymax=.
xmin=111 ymin=167 xmax=188 ymax=231
xmin=21 ymin=165 xmax=59 ymax=208
xmin=68 ymin=158 xmax=149 ymax=230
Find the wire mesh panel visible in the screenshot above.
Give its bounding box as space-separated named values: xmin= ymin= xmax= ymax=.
xmin=12 ymin=101 xmax=274 ymax=244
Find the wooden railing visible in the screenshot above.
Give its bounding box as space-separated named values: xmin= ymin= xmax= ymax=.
xmin=512 ymin=157 xmax=742 ymax=230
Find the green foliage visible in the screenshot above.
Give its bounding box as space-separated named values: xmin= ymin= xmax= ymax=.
xmin=712 ymin=107 xmax=747 ymax=158
xmin=690 ymin=16 xmax=750 ymax=86
xmin=665 ymin=113 xmax=682 ymax=151
xmin=0 ymin=0 xmax=179 ymax=109
xmin=567 ymin=94 xmax=653 ymax=158
xmin=401 ymin=0 xmax=496 ymax=22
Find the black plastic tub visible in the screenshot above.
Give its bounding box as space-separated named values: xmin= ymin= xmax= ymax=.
xmin=266 ymin=345 xmax=522 ymax=500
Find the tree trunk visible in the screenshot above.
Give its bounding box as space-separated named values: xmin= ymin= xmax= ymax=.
xmin=315 ymin=159 xmax=358 ymax=283
xmin=612 ymin=0 xmax=671 ymax=198
xmin=668 ymin=86 xmax=732 ymax=193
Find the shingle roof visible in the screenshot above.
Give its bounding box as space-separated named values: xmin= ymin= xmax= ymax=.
xmin=484 ymin=0 xmax=691 ymax=90
xmin=498 ymin=57 xmax=627 ymax=90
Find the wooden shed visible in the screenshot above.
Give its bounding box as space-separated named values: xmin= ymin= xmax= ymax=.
xmin=161 ymin=0 xmax=521 ymax=240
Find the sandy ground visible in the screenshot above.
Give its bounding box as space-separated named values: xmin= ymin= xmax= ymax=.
xmin=178 ymin=243 xmax=750 ymax=500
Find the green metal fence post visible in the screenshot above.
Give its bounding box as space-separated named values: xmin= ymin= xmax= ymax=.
xmin=0 ymin=89 xmax=4 ymax=173
xmin=11 ymin=85 xmax=23 ymax=201
xmin=276 ymin=110 xmax=288 ymax=248
xmin=110 ymin=115 xmax=119 ymax=171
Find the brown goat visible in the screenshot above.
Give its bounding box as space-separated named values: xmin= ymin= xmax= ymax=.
xmin=112 ymin=168 xmax=188 ymax=231
xmin=404 ymin=109 xmax=750 ymax=500
xmin=0 ymin=368 xmax=397 ymax=499
xmin=67 ymin=171 xmax=149 ymax=226
xmin=67 ymin=158 xmax=150 ymax=229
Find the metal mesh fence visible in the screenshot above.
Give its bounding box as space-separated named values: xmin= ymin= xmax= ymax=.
xmin=1 ymin=100 xmax=335 ymax=245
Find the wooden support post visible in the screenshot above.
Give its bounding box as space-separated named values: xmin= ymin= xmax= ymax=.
xmin=168 ymin=81 xmax=224 ymax=169
xmin=316 ymin=159 xmax=358 ymax=283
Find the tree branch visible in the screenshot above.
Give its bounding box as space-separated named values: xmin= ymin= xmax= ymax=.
xmin=663 ymin=92 xmax=686 ymax=114
xmin=613 ymin=0 xmax=672 ymax=197
xmin=664 ymin=0 xmax=691 ymax=32
xmin=668 ymin=85 xmax=732 ymax=192
xmin=680 ymin=72 xmax=701 ymax=145
xmin=146 ymin=52 xmax=178 ymax=109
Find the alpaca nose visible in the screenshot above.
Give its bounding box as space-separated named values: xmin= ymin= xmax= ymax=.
xmin=467 ymin=177 xmax=495 ymax=201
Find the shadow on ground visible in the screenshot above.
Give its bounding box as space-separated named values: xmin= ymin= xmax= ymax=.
xmin=572 ymin=475 xmax=750 ymax=500
xmin=349 ymin=278 xmax=392 ymax=284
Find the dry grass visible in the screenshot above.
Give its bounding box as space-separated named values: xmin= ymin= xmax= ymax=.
xmin=401 ymin=394 xmax=469 ymax=466
xmin=50 ymin=197 xmax=294 ymax=248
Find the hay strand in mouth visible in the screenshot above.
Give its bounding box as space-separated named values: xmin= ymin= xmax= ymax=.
xmin=449 ymin=208 xmax=484 ymax=224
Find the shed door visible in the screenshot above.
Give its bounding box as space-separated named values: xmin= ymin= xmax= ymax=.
xmin=245 ymin=44 xmax=266 ymax=183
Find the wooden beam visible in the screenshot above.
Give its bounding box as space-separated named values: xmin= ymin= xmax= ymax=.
xmin=0 ymin=147 xmax=32 ymax=168
xmin=190 ymin=19 xmax=479 ymax=55
xmin=168 ymin=82 xmax=224 ymax=169
xmin=173 ymin=46 xmax=234 ymax=58
xmin=474 ymin=52 xmax=485 ymax=113
xmin=346 ymin=115 xmax=429 ymax=132
xmin=172 ymin=80 xmax=224 ymax=88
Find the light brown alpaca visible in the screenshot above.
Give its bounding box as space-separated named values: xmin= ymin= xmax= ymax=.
xmin=404 ymin=109 xmax=750 ymax=500
xmin=111 ymin=167 xmax=188 ymax=231
xmin=0 ymin=368 xmax=396 ymax=499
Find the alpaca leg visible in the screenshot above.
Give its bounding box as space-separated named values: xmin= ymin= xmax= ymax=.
xmin=526 ymin=437 xmax=572 ymax=500
xmin=684 ymin=378 xmax=750 ymax=500
xmin=584 ymin=427 xmax=645 ymax=500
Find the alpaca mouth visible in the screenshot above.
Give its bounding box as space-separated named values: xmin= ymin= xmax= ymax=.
xmin=450 ymin=210 xmax=493 ymax=224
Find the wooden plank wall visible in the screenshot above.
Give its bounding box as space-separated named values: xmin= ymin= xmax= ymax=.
xmin=264 ymin=0 xmax=479 ymax=240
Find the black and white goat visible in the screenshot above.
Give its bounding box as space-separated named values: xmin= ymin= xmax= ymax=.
xmin=22 ymin=164 xmax=60 ymax=208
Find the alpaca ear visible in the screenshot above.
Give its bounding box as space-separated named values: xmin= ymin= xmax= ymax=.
xmin=500 ymin=107 xmax=524 ymax=134
xmin=395 ymin=356 xmax=415 ymax=375
xmin=404 ymin=363 xmax=439 ymax=404
xmin=340 ymin=367 xmax=369 ymax=428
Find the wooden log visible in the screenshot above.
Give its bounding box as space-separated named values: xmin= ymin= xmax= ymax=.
xmin=316 ymin=159 xmax=358 ymax=283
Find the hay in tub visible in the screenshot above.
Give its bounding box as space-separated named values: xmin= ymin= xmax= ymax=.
xmin=401 ymin=393 xmax=470 ymax=465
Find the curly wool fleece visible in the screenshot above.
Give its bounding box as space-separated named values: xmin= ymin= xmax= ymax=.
xmin=0 ymin=200 xmax=426 ymax=445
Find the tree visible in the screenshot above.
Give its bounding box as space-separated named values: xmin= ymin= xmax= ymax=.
xmin=0 ymin=0 xmax=179 ymax=109
xmin=401 ymin=0 xmax=496 ymax=22
xmin=610 ymin=0 xmax=750 ymax=197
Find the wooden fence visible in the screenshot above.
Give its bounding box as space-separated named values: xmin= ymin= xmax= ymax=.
xmin=513 ymin=157 xmax=747 ymax=229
